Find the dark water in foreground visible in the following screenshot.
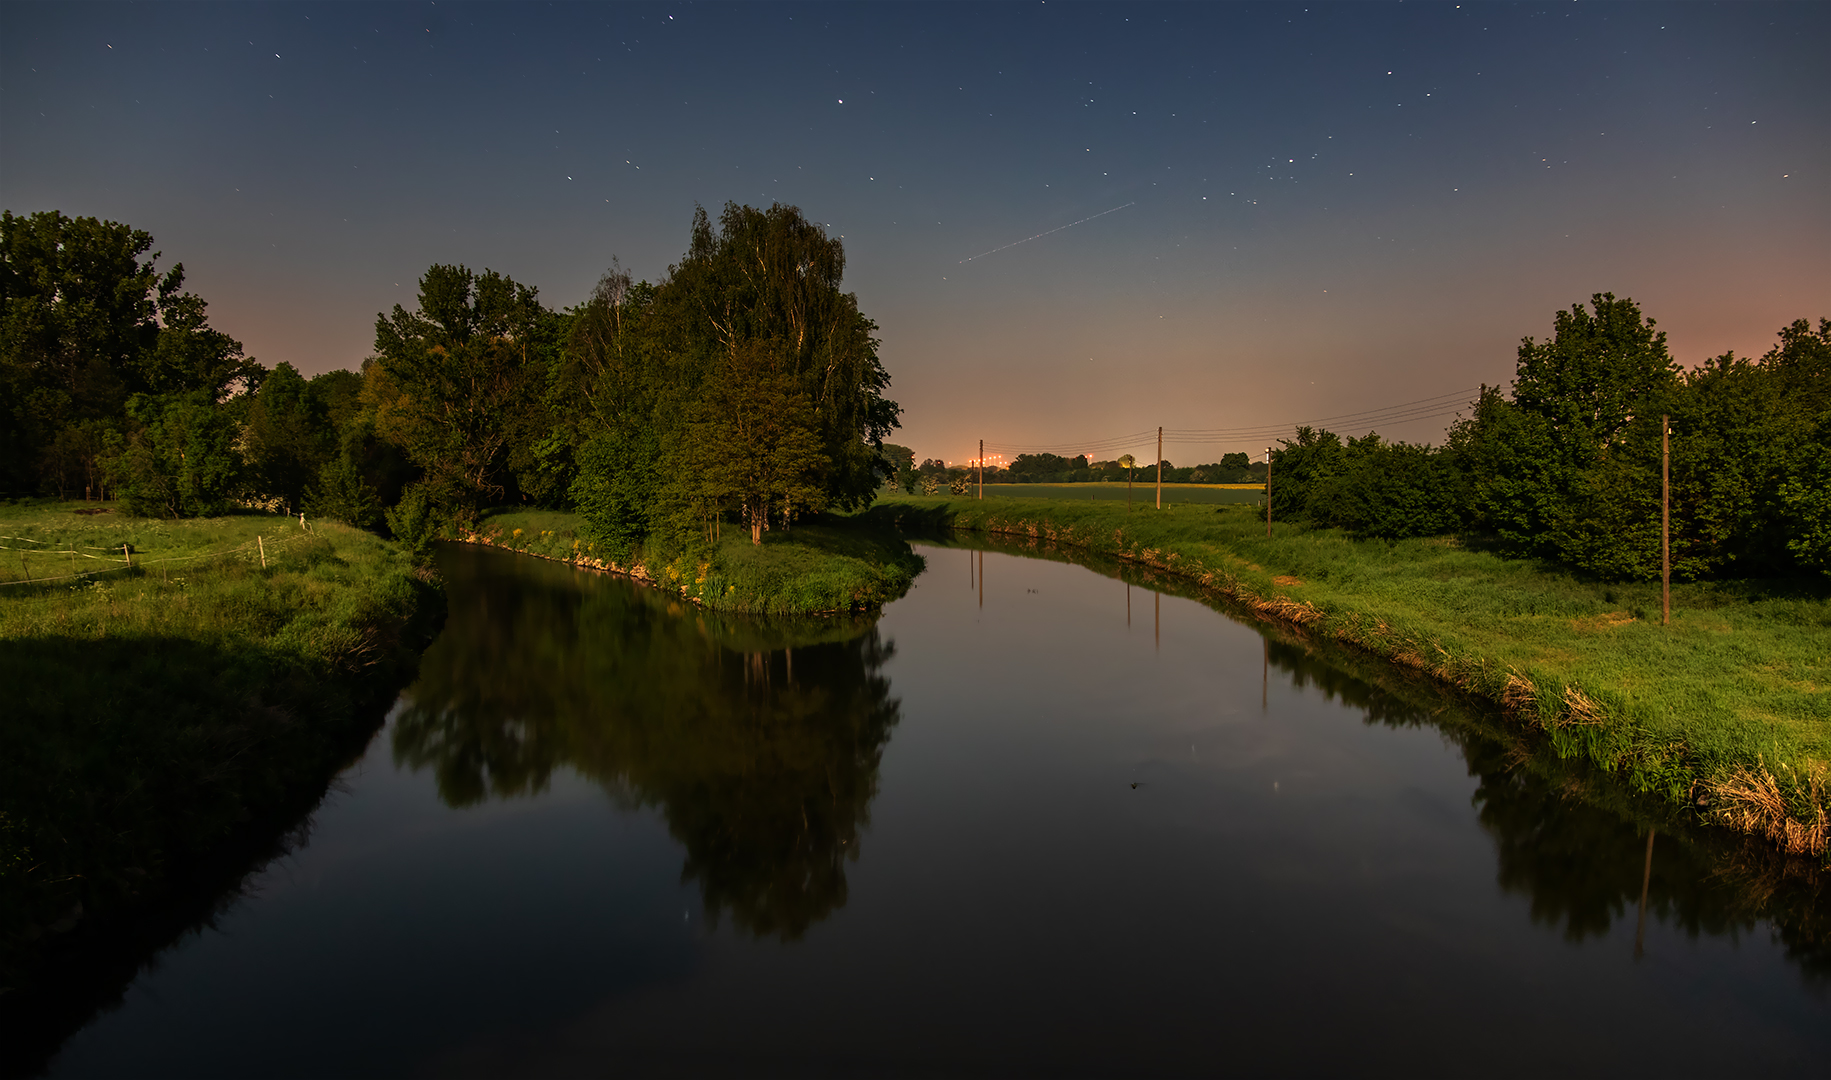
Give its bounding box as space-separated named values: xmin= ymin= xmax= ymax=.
xmin=45 ymin=543 xmax=1828 ymax=1076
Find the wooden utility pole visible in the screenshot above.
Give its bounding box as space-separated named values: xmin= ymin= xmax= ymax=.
xmin=1661 ymin=416 xmax=1671 ymax=626
xmin=1265 ymin=447 xmax=1273 ymax=538
xmin=1155 ymin=427 xmax=1163 ymax=510
xmin=978 ymin=439 xmax=984 ymax=500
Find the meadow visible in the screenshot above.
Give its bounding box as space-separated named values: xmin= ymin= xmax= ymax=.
xmin=867 ymin=493 xmax=1831 ymax=860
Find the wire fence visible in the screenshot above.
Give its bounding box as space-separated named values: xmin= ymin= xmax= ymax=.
xmin=0 ymin=522 xmax=319 ymax=588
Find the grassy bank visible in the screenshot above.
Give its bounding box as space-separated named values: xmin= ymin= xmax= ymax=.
xmin=458 ymin=508 xmax=924 ymax=615
xmin=869 ymin=494 xmax=1831 ymax=861
xmin=0 ymin=500 xmax=441 ymax=991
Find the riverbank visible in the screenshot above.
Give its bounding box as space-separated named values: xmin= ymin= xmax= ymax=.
xmin=458 ymin=508 xmax=924 ymax=616
xmin=0 ymin=500 xmax=442 ymax=994
xmin=868 ymin=495 xmax=1831 ymax=861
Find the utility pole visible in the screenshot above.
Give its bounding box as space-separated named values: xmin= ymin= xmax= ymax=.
xmin=1661 ymin=415 xmax=1671 ymax=626
xmin=1155 ymin=427 xmax=1163 ymax=510
xmin=978 ymin=439 xmax=984 ymax=500
xmin=1265 ymin=446 xmax=1273 ymax=539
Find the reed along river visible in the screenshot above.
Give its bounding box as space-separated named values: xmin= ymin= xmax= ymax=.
xmin=41 ymin=542 xmax=1829 ymax=1077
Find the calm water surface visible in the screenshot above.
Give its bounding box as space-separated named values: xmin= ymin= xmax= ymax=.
xmin=46 ymin=543 xmax=1828 ymax=1076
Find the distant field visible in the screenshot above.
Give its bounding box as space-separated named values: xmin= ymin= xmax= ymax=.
xmin=977 ymin=483 xmax=1264 ymax=505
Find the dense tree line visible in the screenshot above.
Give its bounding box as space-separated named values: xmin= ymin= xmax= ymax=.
xmin=2 ymin=204 xmax=900 ymax=561
xmin=10 ymin=211 xmax=1820 ymax=581
xmin=1269 ymin=294 xmax=1830 ymax=578
xmin=886 ymin=451 xmax=1266 ymax=491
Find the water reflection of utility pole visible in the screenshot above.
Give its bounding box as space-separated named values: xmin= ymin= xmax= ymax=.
xmin=1154 ymin=590 xmax=1160 ymax=650
xmin=978 ymin=550 xmax=983 ymax=609
xmin=1635 ymin=829 xmax=1656 ymax=959
xmin=1126 ymin=579 xmax=1131 ymax=628
xmin=1262 ymin=638 xmax=1268 ymax=711
xmin=969 ymin=547 xmax=973 ymax=591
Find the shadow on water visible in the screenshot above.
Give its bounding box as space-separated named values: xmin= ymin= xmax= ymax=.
xmin=391 ymin=544 xmax=901 ymax=940
xmin=926 ymin=529 xmax=1830 ymax=987
xmin=0 ymin=647 xmax=408 ymax=1080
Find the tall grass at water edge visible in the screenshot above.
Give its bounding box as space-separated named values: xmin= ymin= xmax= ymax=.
xmin=869 ymin=494 xmax=1831 ymax=861
xmin=462 ymin=508 xmax=924 ymax=616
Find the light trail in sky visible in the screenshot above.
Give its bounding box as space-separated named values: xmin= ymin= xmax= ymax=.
xmin=957 ymin=202 xmax=1137 ymax=264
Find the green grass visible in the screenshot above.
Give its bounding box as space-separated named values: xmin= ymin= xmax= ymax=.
xmin=467 ymin=507 xmax=925 ymax=616
xmin=0 ymin=499 xmax=440 ymax=986
xmin=868 ymin=493 xmax=1831 ymax=859
xmin=972 ymin=482 xmax=1264 ymax=505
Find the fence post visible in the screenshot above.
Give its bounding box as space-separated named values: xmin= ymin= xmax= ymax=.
xmin=1661 ymin=416 xmax=1671 ymax=627
xmin=259 ymin=535 xmax=267 ymax=569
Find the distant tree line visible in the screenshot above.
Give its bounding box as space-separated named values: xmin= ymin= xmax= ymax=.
xmin=879 ymin=451 xmax=1268 ymax=492
xmin=1 ymin=204 xmax=900 ymax=561
xmin=1267 ymin=294 xmax=1830 ymax=579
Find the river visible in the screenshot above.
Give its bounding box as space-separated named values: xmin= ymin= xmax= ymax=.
xmin=39 ymin=541 xmax=1829 ymax=1076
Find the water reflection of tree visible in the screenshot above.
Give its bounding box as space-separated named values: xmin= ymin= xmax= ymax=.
xmin=1265 ymin=636 xmax=1829 ymax=982
xmin=393 ymin=548 xmax=900 ymax=939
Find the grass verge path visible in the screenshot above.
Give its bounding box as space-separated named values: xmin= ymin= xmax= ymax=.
xmin=868 ymin=495 xmax=1830 ymax=861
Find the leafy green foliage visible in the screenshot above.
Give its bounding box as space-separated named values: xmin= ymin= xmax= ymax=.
xmin=305 ymin=455 xmax=384 ymax=532
xmin=240 ymin=362 xmax=333 ymax=514
xmin=666 ymin=344 xmax=830 ymax=545
xmin=384 ymin=480 xmax=446 ymax=567
xmin=110 ymin=392 xmax=247 ymax=517
xmin=1264 ymin=298 xmax=1828 ymax=580
xmin=1306 ymin=434 xmax=1465 ymax=539
xmin=568 ymin=203 xmax=900 ymax=551
xmin=1 ymin=210 xmax=259 ymax=500
xmin=368 ymin=265 xmax=561 ymax=524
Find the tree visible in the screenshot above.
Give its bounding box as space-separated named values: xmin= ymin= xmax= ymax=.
xmin=1 ymin=210 xmax=258 ymax=497
xmin=567 ymin=267 xmax=667 ymax=557
xmin=1267 ymin=426 xmax=1345 ymax=523
xmin=240 ymin=362 xmax=331 ymax=514
xmin=1306 ymin=433 xmax=1464 ymax=540
xmin=669 ymin=344 xmax=829 ymax=545
xmin=569 ymin=204 xmax=900 ymax=552
xmin=109 ymin=392 xmax=246 ymax=517
xmin=369 ymin=264 xmax=551 ymax=523
xmin=654 ymin=203 xmax=899 ymax=511
xmin=879 ymin=443 xmax=915 ymax=491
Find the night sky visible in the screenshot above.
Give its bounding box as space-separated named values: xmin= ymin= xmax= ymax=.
xmin=4 ymin=2 xmax=1825 ymax=465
